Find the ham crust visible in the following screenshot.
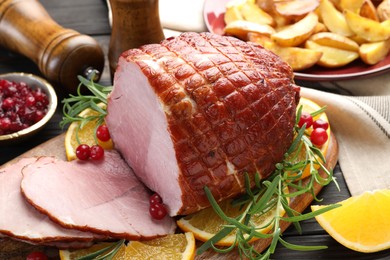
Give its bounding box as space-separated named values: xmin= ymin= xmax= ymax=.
xmin=107 ymin=32 xmax=300 ymax=215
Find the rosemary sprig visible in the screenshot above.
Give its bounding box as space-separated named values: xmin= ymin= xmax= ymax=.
xmin=75 ymin=239 xmax=125 ymax=260
xmin=197 ymin=105 xmax=340 ymax=259
xmin=60 ymin=75 xmax=113 ymax=144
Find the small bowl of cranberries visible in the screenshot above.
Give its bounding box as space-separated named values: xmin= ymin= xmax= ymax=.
xmin=0 ymin=73 xmax=57 ymax=145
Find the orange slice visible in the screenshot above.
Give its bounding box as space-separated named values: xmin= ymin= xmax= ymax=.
xmin=288 ymin=97 xmax=331 ymax=179
xmin=64 ymin=105 xmax=113 ymax=161
xmin=311 ymin=189 xmax=390 ymax=253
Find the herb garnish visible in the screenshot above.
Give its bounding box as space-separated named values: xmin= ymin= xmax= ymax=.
xmin=60 ymin=75 xmax=112 ymax=143
xmin=75 ymin=239 xmax=125 ymax=260
xmin=197 ymin=105 xmax=340 ymax=259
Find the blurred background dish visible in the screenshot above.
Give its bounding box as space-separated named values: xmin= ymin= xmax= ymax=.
xmin=203 ymin=0 xmax=390 ymax=81
xmin=0 ymin=73 xmax=57 ymax=145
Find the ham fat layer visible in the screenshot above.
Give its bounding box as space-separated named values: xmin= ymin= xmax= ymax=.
xmin=0 ymin=158 xmax=99 ymax=246
xmin=21 ymin=151 xmax=176 ymax=240
xmin=106 ymin=32 xmax=300 ymax=216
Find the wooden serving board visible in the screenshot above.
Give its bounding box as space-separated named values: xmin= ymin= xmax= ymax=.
xmin=0 ymin=133 xmax=338 ymax=259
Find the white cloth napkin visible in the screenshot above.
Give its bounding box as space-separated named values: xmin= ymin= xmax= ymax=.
xmin=301 ymin=88 xmax=390 ymax=196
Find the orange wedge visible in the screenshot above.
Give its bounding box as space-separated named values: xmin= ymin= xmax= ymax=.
xmin=311 ymin=189 xmax=390 ymax=253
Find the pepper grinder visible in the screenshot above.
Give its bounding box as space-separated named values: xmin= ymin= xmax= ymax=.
xmin=0 ymin=0 xmax=105 ymax=94
xmin=108 ymin=0 xmax=165 ymax=78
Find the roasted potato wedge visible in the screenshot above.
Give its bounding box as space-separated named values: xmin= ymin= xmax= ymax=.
xmin=247 ymin=32 xmax=273 ymax=46
xmin=340 ymin=0 xmax=365 ymax=12
xmin=224 ymin=20 xmax=275 ymax=40
xmin=264 ymin=41 xmax=323 ymax=71
xmin=305 ymin=40 xmax=359 ymax=68
xmin=345 ymin=10 xmax=390 ymax=41
xmin=320 ymin=0 xmax=355 ymax=37
xmin=359 ymin=38 xmax=390 ymax=64
xmin=377 ymin=0 xmax=390 ymax=22
xmin=309 ymin=32 xmax=359 ymax=51
xmin=271 ymin=12 xmax=318 ymax=47
xmin=240 ymin=2 xmax=275 ymax=26
xmin=224 ymin=6 xmax=244 ymax=25
xmin=359 ymin=0 xmax=380 ymax=21
xmin=274 ymin=0 xmax=319 ymax=18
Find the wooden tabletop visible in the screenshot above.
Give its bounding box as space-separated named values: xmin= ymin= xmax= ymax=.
xmin=0 ymin=0 xmax=389 ymax=259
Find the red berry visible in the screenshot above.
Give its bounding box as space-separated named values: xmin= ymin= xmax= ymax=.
xmin=76 ymin=144 xmax=91 ymax=160
xmin=90 ymin=145 xmax=104 ymax=160
xmin=2 ymin=97 xmax=14 ymax=110
xmin=313 ymin=118 xmax=329 ymax=130
xmin=298 ymin=111 xmax=313 ymax=128
xmin=150 ymin=193 xmax=163 ymax=205
xmin=149 ymin=203 xmax=167 ymax=220
xmin=26 ymin=251 xmax=48 ymax=260
xmin=0 ymin=117 xmax=11 ymax=130
xmin=96 ymin=124 xmax=111 ymax=142
xmin=310 ymin=128 xmax=328 ymax=146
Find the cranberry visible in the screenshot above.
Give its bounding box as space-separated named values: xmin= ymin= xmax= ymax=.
xmin=313 ymin=118 xmax=329 ymax=130
xmin=90 ymin=145 xmax=104 ymax=160
xmin=150 ymin=193 xmax=163 ymax=205
xmin=0 ymin=80 xmax=49 ymax=135
xmin=310 ymin=128 xmax=328 ymax=146
xmin=298 ymin=111 xmax=313 ymax=129
xmin=149 ymin=203 xmax=168 ymax=220
xmin=2 ymin=97 xmax=14 ymax=110
xmin=0 ymin=117 xmax=11 ymax=130
xmin=76 ymin=144 xmax=91 ymax=160
xmin=26 ymin=251 xmax=48 ymax=260
xmin=96 ymin=124 xmax=111 ymax=142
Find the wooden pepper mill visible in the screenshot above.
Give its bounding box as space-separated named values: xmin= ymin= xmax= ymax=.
xmin=0 ymin=0 xmax=105 ymax=94
xmin=108 ymin=0 xmax=165 ymax=78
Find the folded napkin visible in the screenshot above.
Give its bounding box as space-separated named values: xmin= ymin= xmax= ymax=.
xmin=301 ymin=87 xmax=390 ymax=196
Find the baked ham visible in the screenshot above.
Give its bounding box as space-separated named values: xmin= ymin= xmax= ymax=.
xmin=21 ymin=150 xmax=176 ymax=240
xmin=0 ymin=158 xmax=99 ymax=246
xmin=106 ymin=32 xmax=300 ymax=216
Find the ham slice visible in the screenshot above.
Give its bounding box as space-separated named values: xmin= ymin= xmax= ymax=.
xmin=106 ymin=32 xmax=300 ymax=216
xmin=21 ymin=150 xmax=176 ymax=240
xmin=0 ymin=158 xmax=99 ymax=246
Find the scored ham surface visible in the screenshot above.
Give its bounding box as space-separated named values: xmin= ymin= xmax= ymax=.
xmin=0 ymin=158 xmax=100 ymax=246
xmin=106 ymin=32 xmax=300 ymax=216
xmin=21 ymin=150 xmax=176 ymax=240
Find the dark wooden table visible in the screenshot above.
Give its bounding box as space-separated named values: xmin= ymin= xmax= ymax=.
xmin=0 ymin=0 xmax=389 ymax=259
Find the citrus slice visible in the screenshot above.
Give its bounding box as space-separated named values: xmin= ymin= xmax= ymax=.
xmin=177 ymin=190 xmax=288 ymax=247
xmin=124 ymin=232 xmax=196 ymax=260
xmin=311 ymin=189 xmax=390 ymax=253
xmin=288 ymin=97 xmax=331 ymax=179
xmin=59 ymin=242 xmax=126 ymax=260
xmin=64 ymin=105 xmax=113 ymax=161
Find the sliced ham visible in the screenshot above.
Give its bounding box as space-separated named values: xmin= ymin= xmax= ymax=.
xmin=21 ymin=150 xmax=176 ymax=240
xmin=106 ymin=32 xmax=300 ymax=216
xmin=0 ymin=158 xmax=100 ymax=246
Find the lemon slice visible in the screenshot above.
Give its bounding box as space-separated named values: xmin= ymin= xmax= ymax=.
xmin=311 ymin=189 xmax=390 ymax=253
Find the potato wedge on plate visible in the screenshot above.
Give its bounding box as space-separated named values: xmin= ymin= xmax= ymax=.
xmin=359 ymin=38 xmax=390 ymax=65
xmin=305 ymin=40 xmax=359 ymax=68
xmin=320 ymin=0 xmax=354 ymax=37
xmin=377 ymin=0 xmax=390 ymax=21
xmin=339 ymin=0 xmax=365 ymax=12
xmin=359 ymin=0 xmax=380 ymax=21
xmin=271 ymin=12 xmax=318 ymax=47
xmin=345 ymin=10 xmax=390 ymax=42
xmin=240 ymin=2 xmax=275 ymax=26
xmin=264 ymin=41 xmax=322 ymax=71
xmin=309 ymin=32 xmax=359 ymax=52
xmin=224 ymin=20 xmax=275 ymax=40
xmin=274 ymin=0 xmax=319 ymax=18
xmin=224 ymin=5 xmax=244 ymax=25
